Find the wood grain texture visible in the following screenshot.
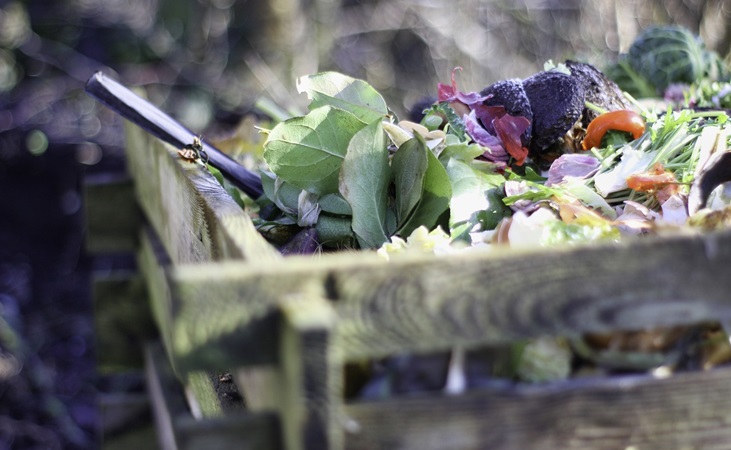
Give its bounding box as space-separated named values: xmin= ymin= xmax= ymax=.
xmin=344 ymin=367 xmax=731 ymax=450
xmin=145 ymin=342 xmax=282 ymax=450
xmin=124 ymin=121 xmax=279 ymax=265
xmin=165 ymin=227 xmax=731 ymax=370
xmin=277 ymin=296 xmax=342 ymax=450
xmin=84 ymin=174 xmax=141 ymax=253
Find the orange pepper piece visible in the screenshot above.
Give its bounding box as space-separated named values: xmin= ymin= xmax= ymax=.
xmin=581 ymin=110 xmax=645 ymax=150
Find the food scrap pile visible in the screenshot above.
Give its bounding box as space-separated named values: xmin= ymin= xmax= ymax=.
xmin=226 ymin=26 xmax=731 ymax=386
xmin=254 ymin=50 xmax=731 ymax=257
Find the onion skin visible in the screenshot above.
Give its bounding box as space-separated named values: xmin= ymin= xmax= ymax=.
xmin=581 ymin=110 xmax=646 ymax=150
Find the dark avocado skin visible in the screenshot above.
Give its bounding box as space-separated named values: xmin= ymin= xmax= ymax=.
xmin=480 ymin=79 xmax=533 ymax=146
xmin=522 ymin=70 xmax=585 ymax=155
xmin=566 ymin=60 xmax=630 ymax=128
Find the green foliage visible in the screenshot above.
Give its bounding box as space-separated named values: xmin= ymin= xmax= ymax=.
xmin=445 ymin=158 xmax=505 ymax=231
xmin=607 ymin=26 xmax=727 ymax=96
xmin=393 ymin=137 xmax=430 ymax=225
xmin=297 ymin=72 xmax=389 ymax=123
xmin=429 ymin=102 xmax=468 ymax=141
xmin=263 ymin=105 xmax=367 ymax=195
xmin=397 ymin=142 xmax=452 ymax=237
xmin=339 ymin=121 xmax=392 ymax=249
xmin=260 ymin=71 xmax=507 ymax=250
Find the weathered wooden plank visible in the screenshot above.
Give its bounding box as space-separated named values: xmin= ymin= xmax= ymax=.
xmin=84 ymin=174 xmax=141 ymax=253
xmin=144 ymin=342 xmax=282 ymax=450
xmin=93 ymin=273 xmax=157 ymax=372
xmin=277 ymin=296 xmax=342 ymax=450
xmin=165 ymin=227 xmax=731 ymax=370
xmin=138 ymin=227 xmax=175 ymax=363
xmin=344 ymin=367 xmax=731 ymax=450
xmin=124 ymin=120 xmax=279 ymax=265
xmin=126 ymin=121 xmax=289 ymax=410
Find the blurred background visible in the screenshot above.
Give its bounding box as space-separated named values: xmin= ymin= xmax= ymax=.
xmin=1 ymin=0 xmax=731 ymax=448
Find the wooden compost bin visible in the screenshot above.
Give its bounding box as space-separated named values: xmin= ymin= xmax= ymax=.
xmin=90 ymin=120 xmax=731 ymax=450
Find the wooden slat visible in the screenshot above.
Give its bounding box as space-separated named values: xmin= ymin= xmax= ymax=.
xmin=138 ymin=226 xmax=175 ymax=362
xmin=164 ymin=227 xmax=731 ymax=370
xmin=144 ymin=342 xmax=282 ymax=450
xmin=84 ymin=174 xmax=141 ymax=253
xmin=93 ymin=273 xmax=157 ymax=372
xmin=124 ymin=121 xmax=279 ymax=265
xmin=277 ymin=296 xmax=342 ymax=450
xmin=344 ymin=367 xmax=731 ymax=450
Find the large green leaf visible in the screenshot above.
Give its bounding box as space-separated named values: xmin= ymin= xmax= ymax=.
xmin=397 ymin=146 xmax=452 ymax=237
xmin=339 ymin=121 xmax=392 ymax=249
xmin=392 ymin=137 xmax=429 ymax=225
xmin=297 ymin=72 xmax=389 ymax=124
xmin=263 ymin=106 xmax=367 ymax=195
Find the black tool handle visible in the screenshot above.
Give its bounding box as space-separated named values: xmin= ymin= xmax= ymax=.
xmin=85 ymin=71 xmax=264 ymax=199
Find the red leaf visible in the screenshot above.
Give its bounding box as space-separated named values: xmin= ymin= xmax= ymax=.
xmin=437 ymin=67 xmax=488 ymax=105
xmin=493 ymin=114 xmax=531 ymax=165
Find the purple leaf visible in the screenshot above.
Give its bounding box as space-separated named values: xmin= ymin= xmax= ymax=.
xmin=546 ymin=153 xmax=601 ymax=186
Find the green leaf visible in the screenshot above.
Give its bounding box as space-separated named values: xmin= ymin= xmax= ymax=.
xmin=502 ymin=181 xmax=558 ymax=206
xmin=263 ymin=105 xmax=367 ymax=195
xmin=315 ymin=214 xmax=355 ymax=248
xmin=319 ymin=193 xmax=352 ymax=216
xmin=475 ymin=187 xmax=512 ymax=230
xmin=392 ymin=137 xmax=429 ymax=225
xmin=297 ymin=72 xmax=389 ymax=124
xmin=339 ymin=121 xmax=392 ymax=249
xmin=397 ymin=146 xmax=452 ymax=236
xmin=445 ymin=158 xmax=504 ymax=229
xmin=439 ymin=142 xmax=485 ymax=163
xmin=429 ymin=102 xmax=467 ymax=141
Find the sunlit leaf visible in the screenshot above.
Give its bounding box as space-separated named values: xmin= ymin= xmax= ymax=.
xmin=297 ymin=72 xmax=389 ymax=124
xmin=446 ymin=158 xmax=504 ymax=229
xmin=339 ymin=121 xmax=392 ymax=249
xmin=263 ymin=105 xmax=367 ymax=195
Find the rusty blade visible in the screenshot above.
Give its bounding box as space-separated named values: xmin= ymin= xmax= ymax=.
xmin=85 ymin=71 xmax=263 ymax=199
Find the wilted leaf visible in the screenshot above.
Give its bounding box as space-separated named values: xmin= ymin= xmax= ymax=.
xmin=260 ymin=171 xmax=300 ymax=215
xmin=297 ymin=190 xmax=321 ymax=227
xmin=263 ymin=105 xmax=367 ymax=195
xmin=297 ymin=72 xmax=388 ymax=124
xmin=339 ymin=121 xmax=392 ymax=249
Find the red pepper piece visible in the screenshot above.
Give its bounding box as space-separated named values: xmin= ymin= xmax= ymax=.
xmin=581 ymin=110 xmax=646 ymax=150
